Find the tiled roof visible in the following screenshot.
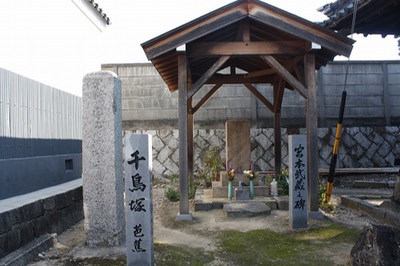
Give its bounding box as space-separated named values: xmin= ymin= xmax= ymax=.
xmin=88 ymin=0 xmax=110 ymax=25
xmin=318 ymin=0 xmax=360 ymax=27
xmin=317 ymin=0 xmax=400 ymax=36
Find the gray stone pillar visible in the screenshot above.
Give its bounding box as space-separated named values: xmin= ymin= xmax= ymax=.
xmin=82 ymin=71 xmax=124 ymax=246
xmin=289 ymin=135 xmax=308 ymax=229
xmin=123 ymin=133 xmax=154 ymax=265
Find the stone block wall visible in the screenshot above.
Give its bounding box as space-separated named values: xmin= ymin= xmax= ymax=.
xmin=132 ymin=126 xmax=400 ymax=177
xmin=0 ymin=186 xmax=83 ymax=258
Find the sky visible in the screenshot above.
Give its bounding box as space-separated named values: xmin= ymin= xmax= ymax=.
xmin=0 ymin=0 xmax=398 ymax=97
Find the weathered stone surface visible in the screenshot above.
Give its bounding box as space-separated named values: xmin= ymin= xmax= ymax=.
xmin=21 ymin=202 xmax=44 ymax=221
xmin=223 ymin=202 xmax=271 ymax=218
xmin=130 ymin=126 xmax=400 ymax=177
xmin=393 ymin=177 xmax=400 ymax=203
xmin=235 ymin=187 xmax=250 ymax=200
xmin=351 ymin=224 xmax=400 ymax=266
xmin=152 ymin=135 xmax=164 ymax=152
xmin=288 ymin=135 xmax=308 ymax=229
xmin=123 ymin=133 xmax=153 ymax=265
xmin=226 ymin=120 xmax=251 ymax=173
xmin=275 ymin=196 xmax=289 ymax=210
xmin=0 ymin=214 xmax=11 ymax=235
xmin=82 ymin=71 xmax=124 ymax=247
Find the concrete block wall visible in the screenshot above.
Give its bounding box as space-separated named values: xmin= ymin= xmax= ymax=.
xmin=0 ymin=185 xmax=83 ymax=258
xmin=103 ymin=61 xmax=400 ymax=130
xmin=0 ymin=154 xmax=82 ymax=200
xmin=133 ymin=126 xmax=400 ymax=177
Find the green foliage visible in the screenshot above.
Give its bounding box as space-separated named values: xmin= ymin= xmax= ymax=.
xmin=203 ymin=146 xmax=224 ymax=182
xmin=166 ymin=173 xmax=179 ymax=184
xmin=319 ymin=179 xmax=335 ymax=213
xmin=278 ymin=169 xmax=289 ymax=195
xmin=189 ymin=183 xmax=197 ymax=200
xmin=165 ymin=187 xmax=180 ymax=202
xmin=155 ymin=243 xmax=214 ymax=265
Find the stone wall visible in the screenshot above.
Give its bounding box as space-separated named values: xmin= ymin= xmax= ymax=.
xmin=103 ymin=61 xmax=400 ymax=129
xmin=0 ymin=185 xmax=83 ymax=258
xmin=132 ymin=126 xmax=400 ymax=177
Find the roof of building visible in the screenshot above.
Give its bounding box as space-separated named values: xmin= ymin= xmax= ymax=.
xmin=141 ymin=0 xmax=354 ymax=93
xmin=318 ymin=0 xmax=400 ymax=36
xmin=88 ymin=0 xmax=111 ymax=25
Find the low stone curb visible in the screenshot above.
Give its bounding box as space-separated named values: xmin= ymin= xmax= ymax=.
xmin=194 ymin=189 xmax=288 ymax=212
xmin=0 ymin=234 xmax=56 ymax=266
xmin=341 ymin=195 xmax=400 ymax=227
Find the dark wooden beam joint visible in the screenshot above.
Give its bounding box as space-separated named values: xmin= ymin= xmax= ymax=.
xmin=244 ymin=83 xmax=274 ymax=112
xmin=192 ymin=83 xmax=223 ymax=114
xmin=273 ymin=79 xmax=286 ymax=113
xmin=261 ymin=55 xmax=308 ymax=99
xmin=187 ymin=56 xmax=230 ymax=100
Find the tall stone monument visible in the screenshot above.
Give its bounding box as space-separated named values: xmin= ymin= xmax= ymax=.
xmin=288 ymin=135 xmax=308 ymax=229
xmin=225 ymin=120 xmax=251 ymax=185
xmin=123 ymin=133 xmax=154 ymax=265
xmin=82 ymin=71 xmax=124 ymax=246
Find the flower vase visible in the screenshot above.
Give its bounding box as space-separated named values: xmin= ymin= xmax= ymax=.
xmin=249 ymin=179 xmax=255 ymax=200
xmin=228 ymin=181 xmax=233 ymax=200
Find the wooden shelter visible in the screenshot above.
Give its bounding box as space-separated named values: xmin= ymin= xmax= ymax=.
xmin=141 ymin=0 xmax=354 ymax=219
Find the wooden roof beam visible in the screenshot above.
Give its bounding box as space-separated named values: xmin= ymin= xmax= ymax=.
xmin=248 ymin=2 xmax=354 ymax=57
xmin=273 ymin=78 xmax=286 ymax=113
xmin=142 ymin=3 xmax=248 ymax=60
xmin=191 ymin=83 xmax=223 ymax=114
xmin=246 ymin=55 xmax=303 ymax=79
xmin=188 ymin=56 xmax=230 ymax=100
xmin=187 ymin=41 xmax=311 ymax=58
xmin=244 ymin=83 xmax=274 ymax=112
xmin=261 ymin=55 xmax=308 ymax=98
xmin=207 ymin=74 xmax=276 ymax=84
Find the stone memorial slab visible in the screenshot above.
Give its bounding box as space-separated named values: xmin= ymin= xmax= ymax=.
xmin=288 ymin=135 xmax=308 ymax=229
xmin=123 ymin=133 xmax=154 ymax=265
xmin=82 ymin=71 xmax=124 ymax=247
xmin=235 ymin=187 xmax=250 ymax=200
xmin=225 ymin=120 xmax=251 ymax=186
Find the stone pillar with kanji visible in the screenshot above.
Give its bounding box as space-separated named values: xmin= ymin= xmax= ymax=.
xmin=123 ymin=132 xmax=154 ymax=265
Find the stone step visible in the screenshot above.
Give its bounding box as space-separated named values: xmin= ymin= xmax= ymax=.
xmin=212 ymin=185 xmax=270 ymax=198
xmin=223 ymin=202 xmax=271 ymax=218
xmin=194 ymin=189 xmax=288 ymax=212
xmin=0 ymin=234 xmax=56 ymax=266
xmin=353 ymin=180 xmax=392 ymax=189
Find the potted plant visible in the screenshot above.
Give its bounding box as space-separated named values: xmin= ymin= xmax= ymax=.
xmin=203 ymin=146 xmax=224 ymax=186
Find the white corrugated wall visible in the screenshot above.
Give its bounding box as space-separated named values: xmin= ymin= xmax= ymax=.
xmin=0 ymin=67 xmax=82 ymax=159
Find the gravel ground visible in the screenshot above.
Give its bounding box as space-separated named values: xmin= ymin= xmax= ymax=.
xmin=27 ymin=173 xmax=397 ymax=265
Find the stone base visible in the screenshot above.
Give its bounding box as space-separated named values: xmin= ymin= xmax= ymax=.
xmin=175 ymin=213 xmax=193 ymax=221
xmin=274 ymin=196 xmax=289 ymax=210
xmin=308 ymin=210 xmax=324 ymax=220
xmin=213 ymin=185 xmax=270 ymax=198
xmin=223 ymin=202 xmax=271 ymax=218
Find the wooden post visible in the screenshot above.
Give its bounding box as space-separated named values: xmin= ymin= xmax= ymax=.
xmin=273 ymin=80 xmax=284 ymax=179
xmin=177 ymin=52 xmax=192 ymax=221
xmin=273 ymin=112 xmax=281 ymax=178
xmin=304 ymin=54 xmax=320 ymax=215
xmin=188 ymin=99 xmax=194 ymax=194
